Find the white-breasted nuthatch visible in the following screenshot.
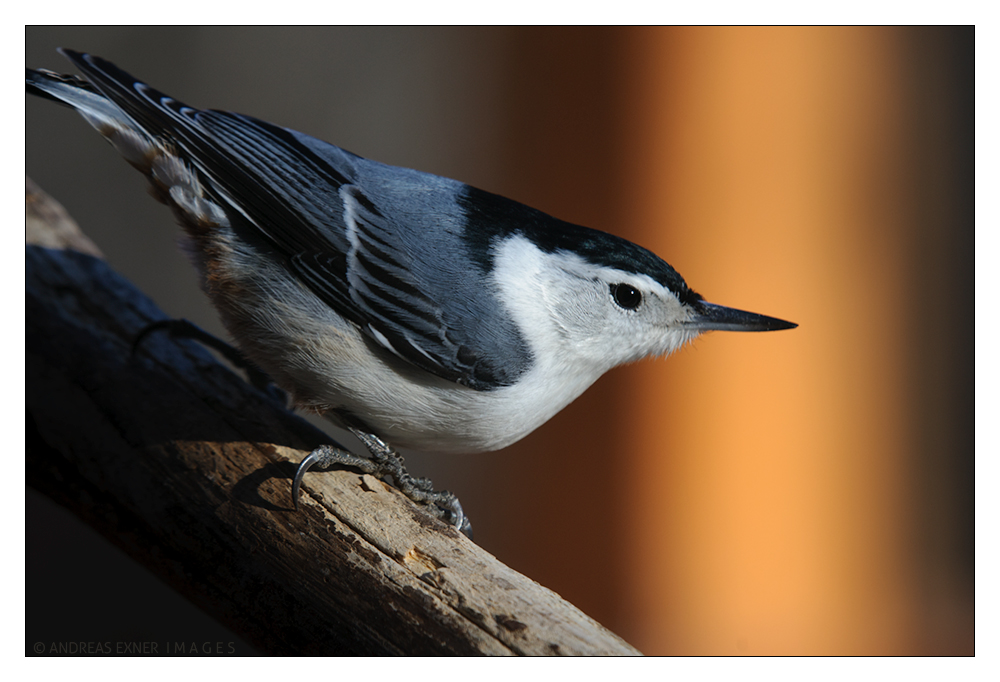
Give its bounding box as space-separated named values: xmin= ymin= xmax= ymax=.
xmin=27 ymin=50 xmax=796 ymax=536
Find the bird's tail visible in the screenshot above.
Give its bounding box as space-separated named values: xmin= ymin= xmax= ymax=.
xmin=26 ymin=64 xmax=140 ymax=140
xmin=27 ymin=52 xmax=227 ymax=232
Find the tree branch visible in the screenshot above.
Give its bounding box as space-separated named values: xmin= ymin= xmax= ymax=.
xmin=24 ymin=177 xmax=640 ymax=656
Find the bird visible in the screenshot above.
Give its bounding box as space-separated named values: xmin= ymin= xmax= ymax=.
xmin=27 ymin=49 xmax=797 ymax=536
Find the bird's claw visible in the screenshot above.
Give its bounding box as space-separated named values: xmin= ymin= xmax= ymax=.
xmin=292 ymin=444 xmax=375 ymax=511
xmin=293 ymin=434 xmax=473 ymax=539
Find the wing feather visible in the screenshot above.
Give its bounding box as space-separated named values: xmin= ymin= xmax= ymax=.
xmin=57 ymin=50 xmax=506 ymax=388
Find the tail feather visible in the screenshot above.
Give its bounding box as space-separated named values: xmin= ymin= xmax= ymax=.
xmin=27 ymin=52 xmax=229 ymax=233
xmin=26 ymin=68 xmax=87 ymax=105
xmin=54 ymin=50 xmax=192 ymax=140
xmin=26 ymin=65 xmax=135 ymax=133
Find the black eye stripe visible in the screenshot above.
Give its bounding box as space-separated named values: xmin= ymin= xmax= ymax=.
xmin=610 ymin=283 xmax=642 ymax=310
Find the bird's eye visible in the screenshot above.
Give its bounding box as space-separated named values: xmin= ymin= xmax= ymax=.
xmin=610 ymin=283 xmax=642 ymax=310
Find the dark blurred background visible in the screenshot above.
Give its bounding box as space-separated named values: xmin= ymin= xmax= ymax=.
xmin=26 ymin=27 xmax=973 ymax=655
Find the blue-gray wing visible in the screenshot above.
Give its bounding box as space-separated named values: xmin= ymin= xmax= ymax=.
xmin=289 ymin=183 xmax=507 ymax=389
xmin=58 ymin=50 xmax=527 ymax=390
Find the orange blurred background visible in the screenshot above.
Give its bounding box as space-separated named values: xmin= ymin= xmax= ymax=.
xmin=615 ymin=27 xmax=973 ymax=655
xmin=27 ymin=27 xmax=973 ymax=655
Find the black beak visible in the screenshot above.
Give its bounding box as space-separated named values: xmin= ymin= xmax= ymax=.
xmin=686 ymin=301 xmax=798 ymax=332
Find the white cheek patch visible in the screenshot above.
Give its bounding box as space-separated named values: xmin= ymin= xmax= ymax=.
xmin=492 ymin=234 xmax=702 ymax=367
xmin=490 ymin=235 xmax=551 ymax=343
xmin=491 ymin=235 xmax=610 ymax=365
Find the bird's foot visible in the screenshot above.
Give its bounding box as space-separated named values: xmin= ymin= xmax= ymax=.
xmin=293 ymin=428 xmax=473 ymax=539
xmin=134 ymin=319 xmax=472 ymax=538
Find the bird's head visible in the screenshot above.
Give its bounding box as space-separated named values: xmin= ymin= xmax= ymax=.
xmin=490 ymin=227 xmax=796 ymax=376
